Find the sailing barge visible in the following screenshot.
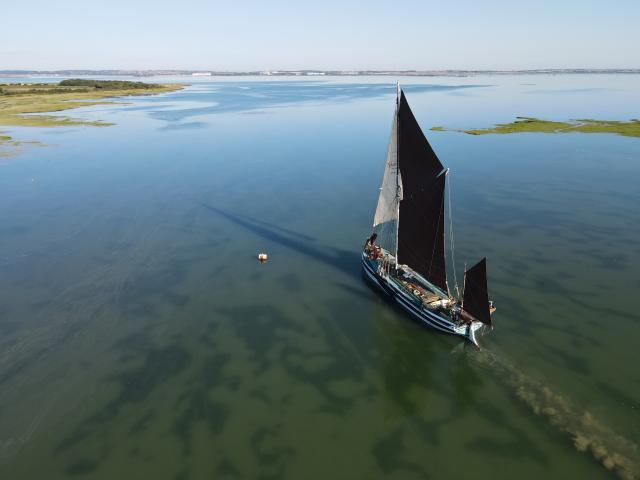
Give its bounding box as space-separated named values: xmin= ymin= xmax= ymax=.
xmin=362 ymin=85 xmax=495 ymax=346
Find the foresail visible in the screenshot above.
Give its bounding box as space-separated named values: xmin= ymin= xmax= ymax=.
xmin=373 ymin=114 xmax=401 ymax=227
xmin=462 ymin=258 xmax=491 ymax=325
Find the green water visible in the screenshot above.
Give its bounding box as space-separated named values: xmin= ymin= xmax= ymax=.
xmin=0 ymin=75 xmax=638 ymax=479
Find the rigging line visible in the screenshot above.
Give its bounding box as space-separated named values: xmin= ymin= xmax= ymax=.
xmin=447 ymin=170 xmax=460 ymax=298
xmin=427 ymin=183 xmax=446 ymax=288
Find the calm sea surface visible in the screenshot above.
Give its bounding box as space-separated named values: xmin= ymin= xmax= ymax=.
xmin=1 ymin=75 xmax=639 ymax=479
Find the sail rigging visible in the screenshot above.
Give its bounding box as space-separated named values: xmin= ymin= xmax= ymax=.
xmin=363 ymin=85 xmax=496 ymax=345
xmin=447 ymin=170 xmax=460 ymax=297
xmin=395 ymin=91 xmax=448 ymax=294
xmin=462 ymin=258 xmax=491 ymax=325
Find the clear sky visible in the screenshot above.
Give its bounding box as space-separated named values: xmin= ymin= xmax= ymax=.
xmin=2 ymin=0 xmax=639 ymax=70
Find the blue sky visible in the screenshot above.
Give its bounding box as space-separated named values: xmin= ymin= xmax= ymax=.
xmin=2 ymin=0 xmax=639 ymax=70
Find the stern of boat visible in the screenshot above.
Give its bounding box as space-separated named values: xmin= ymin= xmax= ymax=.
xmin=467 ymin=321 xmax=484 ymax=347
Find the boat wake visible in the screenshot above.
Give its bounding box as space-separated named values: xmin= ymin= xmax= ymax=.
xmin=465 ymin=348 xmax=639 ymax=479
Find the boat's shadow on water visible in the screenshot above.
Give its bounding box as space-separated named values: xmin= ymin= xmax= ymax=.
xmin=198 ymin=203 xmax=362 ymax=282
xmin=197 ymin=204 xmax=478 ymax=348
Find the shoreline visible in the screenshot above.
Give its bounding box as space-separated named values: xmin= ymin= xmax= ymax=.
xmin=430 ymin=117 xmax=640 ymax=138
xmin=0 ymin=82 xmax=184 ymax=157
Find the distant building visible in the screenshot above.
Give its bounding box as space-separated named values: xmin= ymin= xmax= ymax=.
xmin=192 ymin=72 xmax=212 ymax=76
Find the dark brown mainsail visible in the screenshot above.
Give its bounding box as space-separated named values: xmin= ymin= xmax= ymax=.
xmin=396 ymin=91 xmax=448 ymax=293
xmin=462 ymin=258 xmax=491 ymax=325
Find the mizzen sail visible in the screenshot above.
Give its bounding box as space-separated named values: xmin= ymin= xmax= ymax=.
xmin=396 ymin=91 xmax=448 ymax=293
xmin=462 ymin=258 xmax=491 ymax=325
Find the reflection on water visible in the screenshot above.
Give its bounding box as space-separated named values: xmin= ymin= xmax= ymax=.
xmin=0 ymin=75 xmax=639 ymax=479
xmin=129 ymin=82 xmax=490 ymax=124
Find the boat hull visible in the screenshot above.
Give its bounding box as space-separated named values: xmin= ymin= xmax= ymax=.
xmin=361 ymin=253 xmax=482 ymax=345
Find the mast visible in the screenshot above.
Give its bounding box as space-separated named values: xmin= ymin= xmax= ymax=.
xmin=394 ymin=82 xmax=400 ymax=268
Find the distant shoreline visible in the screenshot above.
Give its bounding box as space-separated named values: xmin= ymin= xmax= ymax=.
xmin=1 ymin=68 xmax=640 ymax=78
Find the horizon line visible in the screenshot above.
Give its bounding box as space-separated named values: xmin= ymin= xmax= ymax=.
xmin=2 ymin=68 xmax=640 ymax=77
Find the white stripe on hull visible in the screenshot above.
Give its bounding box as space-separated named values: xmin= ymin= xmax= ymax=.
xmin=362 ymin=256 xmax=479 ymax=344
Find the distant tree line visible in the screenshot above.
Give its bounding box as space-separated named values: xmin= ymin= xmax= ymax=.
xmin=58 ymin=79 xmax=160 ymax=90
xmin=0 ymin=79 xmax=161 ymax=96
xmin=0 ymin=86 xmax=80 ymax=95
